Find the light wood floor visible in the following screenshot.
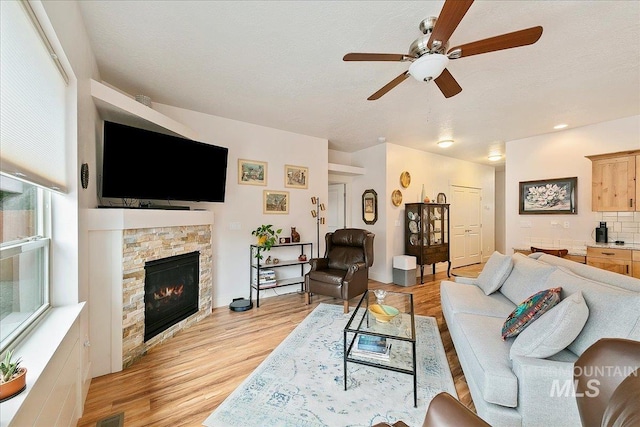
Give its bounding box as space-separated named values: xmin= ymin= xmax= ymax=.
xmin=78 ymin=268 xmax=481 ymax=427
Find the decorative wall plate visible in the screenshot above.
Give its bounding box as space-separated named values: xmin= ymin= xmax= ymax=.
xmin=400 ymin=171 xmax=411 ymax=188
xmin=391 ymin=189 xmax=403 ymax=206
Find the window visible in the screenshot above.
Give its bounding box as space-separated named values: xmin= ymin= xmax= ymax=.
xmin=0 ymin=175 xmax=51 ymax=349
xmin=0 ymin=0 xmax=67 ymax=352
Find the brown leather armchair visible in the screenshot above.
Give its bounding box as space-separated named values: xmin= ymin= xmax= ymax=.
xmin=304 ymin=228 xmax=374 ymax=313
xmin=410 ymin=338 xmax=640 ymax=427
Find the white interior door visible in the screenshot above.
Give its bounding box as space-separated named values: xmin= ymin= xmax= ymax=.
xmin=328 ymin=183 xmax=346 ymax=233
xmin=450 ymin=186 xmax=482 ymax=268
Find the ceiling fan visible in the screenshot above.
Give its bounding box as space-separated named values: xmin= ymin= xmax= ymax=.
xmin=343 ymin=0 xmax=543 ymax=100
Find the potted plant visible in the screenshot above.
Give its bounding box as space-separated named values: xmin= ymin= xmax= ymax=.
xmin=251 ymin=224 xmax=282 ymax=260
xmin=0 ymin=350 xmax=27 ymax=400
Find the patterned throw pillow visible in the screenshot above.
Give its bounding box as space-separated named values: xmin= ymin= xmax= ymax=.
xmin=501 ymin=287 xmax=562 ymax=340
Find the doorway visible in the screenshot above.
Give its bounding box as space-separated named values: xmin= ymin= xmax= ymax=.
xmin=328 ymin=183 xmax=346 ymax=233
xmin=450 ymin=186 xmax=482 ymax=268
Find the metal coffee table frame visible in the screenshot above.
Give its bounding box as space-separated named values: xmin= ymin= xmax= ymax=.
xmin=343 ymin=290 xmax=417 ymax=407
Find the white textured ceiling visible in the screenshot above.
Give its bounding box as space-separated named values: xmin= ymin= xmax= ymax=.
xmin=77 ymin=1 xmax=640 ymax=167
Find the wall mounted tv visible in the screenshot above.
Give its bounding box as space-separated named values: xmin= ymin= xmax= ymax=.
xmin=101 ymin=121 xmax=228 ymax=203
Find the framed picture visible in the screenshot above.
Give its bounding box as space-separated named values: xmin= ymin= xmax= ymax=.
xmin=284 ymin=164 xmax=308 ymax=189
xmin=238 ymin=159 xmax=267 ymax=185
xmin=263 ymin=190 xmax=289 ymax=214
xmin=362 ymin=189 xmax=378 ymax=224
xmin=519 ymin=177 xmax=577 ymax=214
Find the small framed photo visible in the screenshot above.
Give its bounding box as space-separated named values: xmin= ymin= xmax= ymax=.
xmin=284 ymin=165 xmax=308 ymax=189
xmin=238 ymin=159 xmax=267 ymax=185
xmin=263 ymin=190 xmax=289 ymax=214
xmin=279 ymin=237 xmax=291 ymax=244
xmin=519 ymin=177 xmax=577 ymax=214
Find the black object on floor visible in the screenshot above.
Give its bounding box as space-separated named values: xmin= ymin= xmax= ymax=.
xmin=96 ymin=412 xmax=124 ymax=427
xmin=229 ymin=298 xmax=253 ymax=311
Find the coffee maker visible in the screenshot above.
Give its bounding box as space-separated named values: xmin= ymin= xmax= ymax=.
xmin=595 ymin=221 xmax=608 ymax=243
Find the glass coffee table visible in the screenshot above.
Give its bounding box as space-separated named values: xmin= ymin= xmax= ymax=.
xmin=343 ymin=289 xmax=417 ymax=407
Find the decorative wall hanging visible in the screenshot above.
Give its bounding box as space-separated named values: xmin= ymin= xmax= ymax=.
xmin=362 ymin=189 xmax=378 ymax=224
xmin=436 ymin=192 xmax=447 ymax=204
xmin=80 ymin=163 xmax=89 ymax=189
xmin=263 ymin=190 xmax=289 ymax=214
xmin=519 ymin=177 xmax=577 ymax=214
xmin=284 ymin=164 xmax=308 ymax=189
xmin=391 ymin=189 xmax=403 ymax=207
xmin=400 ymin=171 xmax=411 ymax=188
xmin=238 ymin=159 xmax=267 ymax=185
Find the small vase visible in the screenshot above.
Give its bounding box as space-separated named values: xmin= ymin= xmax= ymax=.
xmin=291 ymin=227 xmax=300 ymax=243
xmin=0 ymin=368 xmax=27 ymax=401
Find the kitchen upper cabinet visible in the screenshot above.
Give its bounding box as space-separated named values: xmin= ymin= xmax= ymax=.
xmin=586 ymin=150 xmax=639 ymax=211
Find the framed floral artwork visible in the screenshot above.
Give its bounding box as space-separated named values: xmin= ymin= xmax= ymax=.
xmin=238 ymin=159 xmax=267 ymax=185
xmin=284 ymin=165 xmax=308 ymax=189
xmin=519 ymin=177 xmax=577 ymax=214
xmin=263 ymin=190 xmax=289 ymax=214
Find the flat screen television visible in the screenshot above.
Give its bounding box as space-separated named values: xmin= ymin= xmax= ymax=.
xmin=101 ymin=121 xmax=228 ymax=203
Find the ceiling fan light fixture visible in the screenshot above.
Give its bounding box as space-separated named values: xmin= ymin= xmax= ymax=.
xmin=408 ymin=54 xmax=449 ymax=82
xmin=488 ymin=154 xmax=502 ymax=161
xmin=437 ymin=140 xmax=454 ymax=148
xmin=553 ymin=123 xmax=568 ymax=130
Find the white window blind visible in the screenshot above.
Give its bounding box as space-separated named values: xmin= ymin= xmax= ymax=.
xmin=1 ymin=0 xmax=68 ymax=192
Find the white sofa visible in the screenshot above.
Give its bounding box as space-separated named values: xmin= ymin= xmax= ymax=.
xmin=441 ymin=252 xmax=640 ymax=427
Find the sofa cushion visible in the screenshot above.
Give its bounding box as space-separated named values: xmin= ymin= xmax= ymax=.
xmin=510 ymin=291 xmax=589 ymax=358
xmin=544 ymin=267 xmax=640 ymax=355
xmin=440 ymin=280 xmax=515 ymax=318
xmin=477 ymin=251 xmax=514 ymax=295
xmin=454 ymin=313 xmax=519 ymax=407
xmin=501 ymin=288 xmax=561 ymax=339
xmin=499 ymin=253 xmax=556 ymax=305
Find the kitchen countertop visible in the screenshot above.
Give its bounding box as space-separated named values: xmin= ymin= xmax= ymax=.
xmin=587 ymin=243 xmax=640 ymax=251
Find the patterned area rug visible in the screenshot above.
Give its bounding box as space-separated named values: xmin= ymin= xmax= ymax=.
xmin=203 ymin=303 xmax=456 ymax=427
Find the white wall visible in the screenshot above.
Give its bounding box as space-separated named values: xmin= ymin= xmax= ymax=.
xmin=349 ymin=143 xmax=495 ymax=283
xmin=505 ymin=115 xmax=640 ymax=253
xmin=495 ymin=170 xmax=506 ymax=253
xmin=153 ymin=104 xmax=328 ymax=308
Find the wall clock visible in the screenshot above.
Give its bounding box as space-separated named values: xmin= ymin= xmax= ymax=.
xmin=400 ymin=171 xmax=411 ymax=188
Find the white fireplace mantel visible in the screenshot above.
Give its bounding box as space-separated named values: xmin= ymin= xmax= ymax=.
xmin=87 ymin=208 xmax=214 ymax=231
xmin=87 ymin=208 xmax=214 ymax=377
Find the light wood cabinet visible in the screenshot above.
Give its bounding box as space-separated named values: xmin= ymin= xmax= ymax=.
xmin=586 ymin=150 xmax=639 ymax=211
xmin=586 ymin=247 xmax=632 ymax=276
xmin=633 ymin=250 xmax=640 ymax=279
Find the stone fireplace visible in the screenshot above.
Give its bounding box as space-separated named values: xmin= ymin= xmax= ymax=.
xmin=87 ymin=209 xmax=214 ymax=377
xmin=144 ymin=251 xmax=200 ymax=342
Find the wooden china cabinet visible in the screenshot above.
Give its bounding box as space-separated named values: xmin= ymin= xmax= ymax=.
xmin=404 ymin=203 xmax=451 ymax=283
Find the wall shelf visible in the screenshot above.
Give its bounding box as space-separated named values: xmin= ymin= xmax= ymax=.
xmin=328 ymin=162 xmax=366 ymax=176
xmin=90 ymin=79 xmax=199 ymax=140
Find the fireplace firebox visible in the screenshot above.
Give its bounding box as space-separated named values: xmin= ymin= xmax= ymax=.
xmin=144 ymin=251 xmax=200 ymax=342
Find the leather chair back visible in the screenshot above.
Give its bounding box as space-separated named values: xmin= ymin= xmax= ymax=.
xmin=574 ymin=338 xmax=640 ymax=427
xmin=325 ymin=229 xmax=374 ymax=270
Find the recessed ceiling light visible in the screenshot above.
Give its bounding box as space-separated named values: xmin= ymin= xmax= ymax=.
xmin=488 ymin=154 xmax=502 ymax=161
xmin=437 ymin=140 xmax=453 ymax=148
xmin=553 ymin=123 xmax=568 ymax=130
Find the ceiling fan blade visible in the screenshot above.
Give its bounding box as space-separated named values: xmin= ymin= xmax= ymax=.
xmin=343 ymin=53 xmax=411 ymax=62
xmin=434 ymin=68 xmax=462 ymax=98
xmin=368 ymin=71 xmax=410 ymax=100
xmin=427 ymin=0 xmax=474 ymax=49
xmin=448 ymin=26 xmax=543 ymax=58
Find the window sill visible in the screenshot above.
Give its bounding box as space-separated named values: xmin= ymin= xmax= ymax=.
xmin=0 ymin=303 xmax=85 ymax=427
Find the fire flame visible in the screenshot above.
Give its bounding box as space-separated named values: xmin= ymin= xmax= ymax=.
xmin=153 ymin=284 xmax=184 ymax=300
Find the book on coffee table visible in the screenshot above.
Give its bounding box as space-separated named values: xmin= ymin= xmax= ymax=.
xmin=352 ymin=335 xmax=391 ymax=360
